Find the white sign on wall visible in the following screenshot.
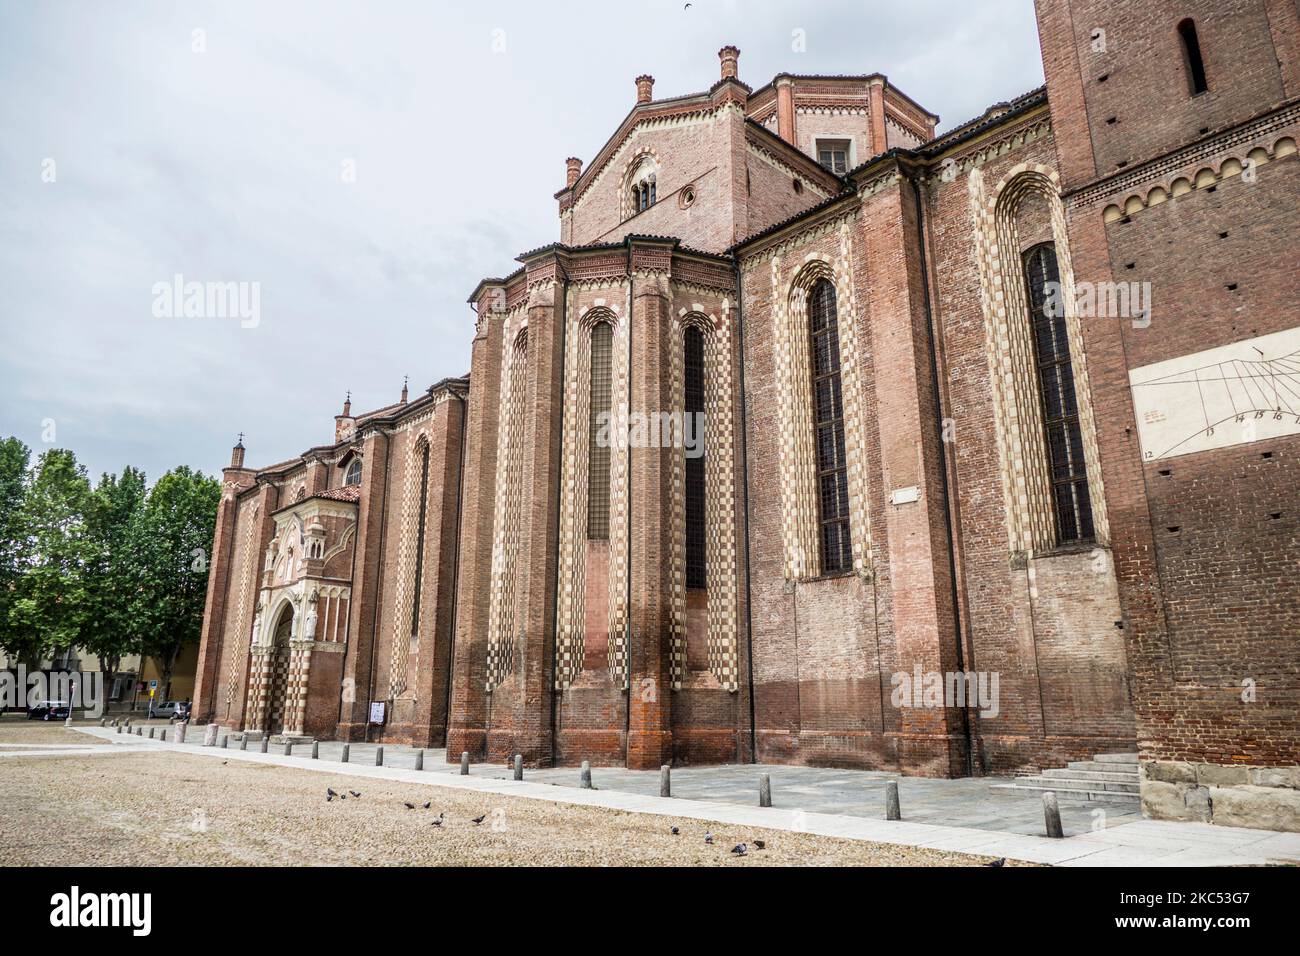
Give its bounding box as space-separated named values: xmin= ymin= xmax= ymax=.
xmin=1129 ymin=325 xmax=1300 ymax=462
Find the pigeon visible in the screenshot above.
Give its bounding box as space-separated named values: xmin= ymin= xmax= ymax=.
xmin=431 ymin=813 xmax=445 ymax=828
xmin=985 ymin=857 xmax=1006 ymax=868
xmin=670 ymin=826 xmax=680 ymax=836
xmin=753 ymin=839 xmax=766 ymax=850
xmin=704 ymin=832 xmax=714 ymax=845
xmin=423 ymin=801 xmax=431 ymax=810
xmin=349 ymin=790 xmax=361 ymax=798
xmin=327 ymin=788 xmax=338 ymax=798
xmin=404 ymin=802 xmax=416 ymax=810
xmin=731 ymin=843 xmax=747 ymax=856
xmin=326 ymin=793 xmax=334 ymax=802
xmin=471 ymin=814 xmax=487 ymax=825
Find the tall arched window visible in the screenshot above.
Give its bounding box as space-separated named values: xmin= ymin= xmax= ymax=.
xmin=408 ymin=441 xmax=431 ymax=648
xmin=587 ymin=321 xmax=612 ymax=539
xmin=345 ymin=458 xmax=362 ymax=486
xmin=684 ymin=325 xmax=706 ymax=588
xmin=1023 ymin=243 xmax=1094 ymax=544
xmin=1178 ymin=18 xmax=1209 ymax=95
xmin=808 ymin=279 xmax=852 ymax=573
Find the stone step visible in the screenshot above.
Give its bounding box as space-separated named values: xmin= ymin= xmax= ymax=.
xmin=1067 ymin=760 xmax=1139 ymax=775
xmin=1015 ymin=774 xmax=1139 ymax=793
xmin=1041 ymin=767 xmax=1139 ymax=785
xmin=1094 ymin=752 xmax=1139 ymax=765
xmin=991 ymin=782 xmax=1141 ymax=805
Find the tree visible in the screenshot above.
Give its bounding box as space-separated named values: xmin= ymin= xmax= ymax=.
xmin=131 ymin=466 xmax=220 ymax=699
xmin=5 ymin=449 xmax=93 ymax=666
xmin=0 ymin=438 xmax=31 ymax=661
xmin=82 ymin=467 xmax=148 ymax=700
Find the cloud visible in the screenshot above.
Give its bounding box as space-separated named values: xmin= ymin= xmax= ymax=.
xmin=0 ymin=0 xmax=1044 ymax=482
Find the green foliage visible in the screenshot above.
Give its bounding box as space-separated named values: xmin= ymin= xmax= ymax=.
xmin=4 ymin=449 xmax=93 ymax=663
xmin=0 ymin=441 xmax=220 ymax=684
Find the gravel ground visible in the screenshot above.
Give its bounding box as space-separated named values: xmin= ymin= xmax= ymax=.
xmin=0 ymin=721 xmax=109 ymax=747
xmin=0 ymin=748 xmax=1030 ymax=866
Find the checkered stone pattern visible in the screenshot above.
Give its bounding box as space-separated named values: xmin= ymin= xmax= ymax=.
xmin=604 ymin=313 xmax=631 ymax=686
xmin=245 ymin=644 xmax=272 ymax=731
xmin=485 ymin=316 xmax=530 ymax=690
xmin=282 ymin=640 xmax=314 ymax=736
xmin=554 ymin=307 xmax=594 ymax=688
xmin=265 ymin=642 xmax=292 ymax=733
xmin=225 ymin=500 xmax=259 ymax=705
xmin=771 ymin=242 xmax=874 ymax=582
xmin=771 ymin=254 xmax=821 ymax=580
xmin=968 ymin=164 xmax=1110 ymax=554
xmin=668 ymin=308 xmax=741 ymax=690
xmin=387 ymin=431 xmax=432 ymax=699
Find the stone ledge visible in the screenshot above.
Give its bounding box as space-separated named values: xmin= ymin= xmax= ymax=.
xmin=1142 ymin=760 xmax=1300 ymax=832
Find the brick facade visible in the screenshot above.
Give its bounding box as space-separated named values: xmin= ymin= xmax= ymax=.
xmin=195 ymin=13 xmax=1299 ymax=828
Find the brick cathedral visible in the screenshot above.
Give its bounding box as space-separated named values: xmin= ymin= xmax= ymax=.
xmin=195 ymin=1 xmax=1300 ymax=829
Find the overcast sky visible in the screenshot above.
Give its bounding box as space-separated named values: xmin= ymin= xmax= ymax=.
xmin=0 ymin=0 xmax=1045 ymax=483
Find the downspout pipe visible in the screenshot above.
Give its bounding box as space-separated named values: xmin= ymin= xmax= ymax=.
xmin=442 ymin=385 xmax=468 ymax=747
xmin=904 ymin=163 xmax=976 ymax=777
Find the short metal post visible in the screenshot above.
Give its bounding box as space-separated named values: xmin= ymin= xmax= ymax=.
xmin=414 ymin=748 xmax=423 ymax=771
xmin=341 ymin=743 xmax=350 ymax=763
xmin=580 ymin=760 xmax=592 ymax=789
xmin=311 ymin=740 xmax=318 ymax=759
xmin=759 ymin=773 xmax=772 ymax=808
xmin=374 ymin=745 xmax=384 ymax=767
xmin=660 ymin=766 xmax=671 ymax=798
xmin=513 ymin=754 xmax=523 ymax=781
xmin=460 ymin=751 xmax=470 ymax=775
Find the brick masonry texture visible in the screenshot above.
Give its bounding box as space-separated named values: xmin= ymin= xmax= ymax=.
xmin=194 ymin=9 xmax=1299 ymax=826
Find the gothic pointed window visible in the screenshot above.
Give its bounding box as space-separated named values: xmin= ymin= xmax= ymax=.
xmin=587 ymin=321 xmax=613 ymax=539
xmin=1023 ymin=243 xmax=1094 ymax=544
xmin=684 ymin=325 xmax=706 ymax=588
xmin=345 ymin=458 xmax=362 ymax=486
xmin=809 ymin=279 xmax=852 ymax=573
xmin=409 ymin=442 xmax=431 ymax=648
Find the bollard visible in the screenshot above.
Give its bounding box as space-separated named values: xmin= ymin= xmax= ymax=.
xmin=375 ymin=746 xmax=384 ymax=767
xmin=759 ymin=773 xmax=772 ymax=808
xmin=885 ymin=780 xmax=901 ymax=821
xmin=220 ymin=736 xmax=228 ymax=749
xmin=513 ymin=754 xmax=523 ymax=781
xmin=580 ymin=760 xmax=593 ymax=789
xmin=160 ymin=729 xmax=166 ymax=741
xmin=100 ymin=718 xmax=106 ymax=727
xmin=283 ymin=742 xmax=293 ymax=757
xmin=116 ymin=724 xmax=122 ymax=735
xmin=414 ymin=749 xmax=423 ymax=771
xmin=136 ymin=726 xmax=142 ymax=736
xmin=148 ymin=727 xmax=155 ymax=739
xmin=240 ymin=735 xmax=247 ymax=751
xmin=311 ymin=741 xmax=319 ymax=760
xmin=341 ymin=743 xmax=350 ymax=763
xmin=65 ymin=715 xmax=73 ymax=728
xmin=1043 ymin=791 xmax=1064 ymax=838
xmin=460 ymin=752 xmax=470 ymax=775
xmin=259 ymin=736 xmax=268 ymax=754
xmin=174 ymin=722 xmax=186 ymax=745
xmin=660 ymin=765 xmax=671 ymax=798
xmin=203 ymin=723 xmax=219 ymax=747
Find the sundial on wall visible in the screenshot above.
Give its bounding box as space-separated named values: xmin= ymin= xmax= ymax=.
xmin=1129 ymin=325 xmax=1300 ymax=461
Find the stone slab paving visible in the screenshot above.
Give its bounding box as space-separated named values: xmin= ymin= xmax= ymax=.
xmin=58 ymin=725 xmax=1300 ymax=867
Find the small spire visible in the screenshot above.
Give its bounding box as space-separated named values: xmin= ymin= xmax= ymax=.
xmin=236 ymin=431 xmax=245 ymax=448
xmin=342 ymin=390 xmax=352 ymax=417
xmin=401 ymin=375 xmax=409 ymax=404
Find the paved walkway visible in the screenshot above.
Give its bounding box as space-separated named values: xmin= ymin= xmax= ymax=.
xmin=62 ymin=724 xmax=1300 ymax=867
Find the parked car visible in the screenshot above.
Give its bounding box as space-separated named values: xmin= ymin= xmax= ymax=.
xmin=27 ymin=700 xmax=71 ymax=720
xmin=149 ymin=700 xmax=184 ymax=718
